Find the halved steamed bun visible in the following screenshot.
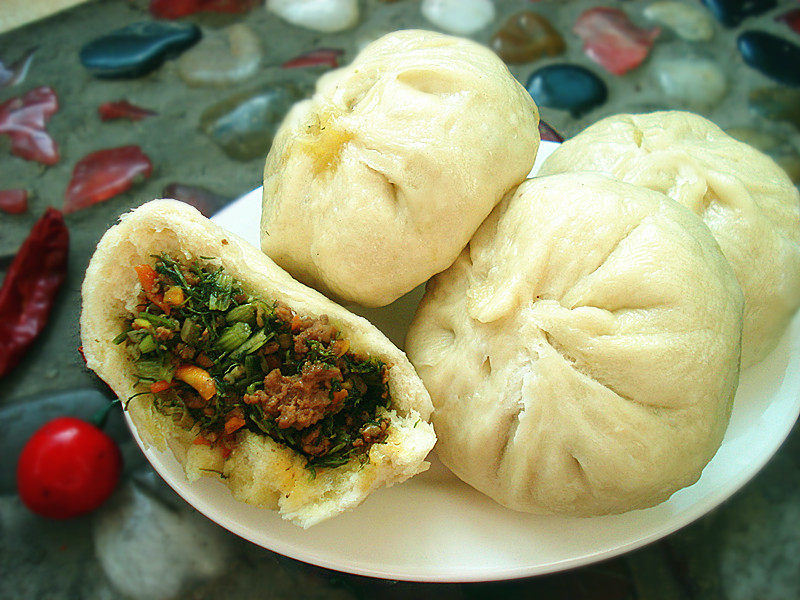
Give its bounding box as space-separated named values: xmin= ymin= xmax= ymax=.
xmin=538 ymin=111 xmax=800 ymax=367
xmin=261 ymin=29 xmax=540 ymax=307
xmin=81 ymin=200 xmax=436 ymax=528
xmin=406 ymin=173 xmax=743 ymax=516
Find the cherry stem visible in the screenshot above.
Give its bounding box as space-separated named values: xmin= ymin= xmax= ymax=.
xmin=90 ymin=398 xmax=121 ymax=428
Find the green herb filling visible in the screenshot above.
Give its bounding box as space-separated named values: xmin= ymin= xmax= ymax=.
xmin=117 ymin=254 xmax=391 ymax=470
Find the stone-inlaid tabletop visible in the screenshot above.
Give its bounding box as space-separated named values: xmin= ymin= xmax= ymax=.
xmin=1 ymin=1 xmax=799 ymax=598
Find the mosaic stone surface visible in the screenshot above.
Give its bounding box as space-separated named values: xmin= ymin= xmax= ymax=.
xmin=79 ymin=21 xmax=201 ymax=78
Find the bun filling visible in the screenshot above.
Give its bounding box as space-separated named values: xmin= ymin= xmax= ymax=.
xmin=116 ymin=254 xmax=392 ymax=471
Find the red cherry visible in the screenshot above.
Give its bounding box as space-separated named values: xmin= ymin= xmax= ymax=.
xmin=17 ymin=416 xmax=122 ymax=519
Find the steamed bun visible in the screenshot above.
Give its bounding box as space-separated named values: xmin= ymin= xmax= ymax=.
xmin=81 ymin=200 xmax=436 ymax=528
xmin=261 ymin=29 xmax=540 ymax=307
xmin=406 ymin=173 xmax=743 ymax=516
xmin=538 ymin=111 xmax=800 ymax=367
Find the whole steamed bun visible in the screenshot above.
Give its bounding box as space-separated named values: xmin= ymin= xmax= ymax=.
xmin=261 ymin=29 xmax=540 ymax=307
xmin=538 ymin=111 xmax=800 ymax=367
xmin=406 ymin=173 xmax=744 ymax=516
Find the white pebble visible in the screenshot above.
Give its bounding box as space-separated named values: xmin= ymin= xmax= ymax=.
xmin=421 ymin=0 xmax=496 ymax=36
xmin=93 ymin=484 xmax=230 ymax=600
xmin=644 ymin=1 xmax=714 ymax=42
xmin=178 ymin=24 xmax=262 ymax=87
xmin=267 ymin=0 xmax=359 ymax=33
xmin=655 ymin=57 xmax=728 ymax=108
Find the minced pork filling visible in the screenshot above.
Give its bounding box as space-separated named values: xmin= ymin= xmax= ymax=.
xmin=115 ymin=254 xmax=391 ymax=469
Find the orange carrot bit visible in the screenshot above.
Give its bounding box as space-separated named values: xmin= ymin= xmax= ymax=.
xmin=290 ymin=314 xmax=304 ymax=332
xmin=175 ymin=364 xmax=217 ymax=400
xmin=224 ymin=415 xmax=246 ymax=435
xmin=332 ymin=389 xmax=348 ymax=403
xmin=149 ymin=380 xmax=172 ymax=394
xmin=134 ymin=264 xmax=158 ymax=293
xmin=193 ymin=436 xmax=212 ymax=446
xmin=133 ymin=263 xmax=171 ymax=314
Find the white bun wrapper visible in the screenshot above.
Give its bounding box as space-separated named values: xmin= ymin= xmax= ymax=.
xmin=538 ymin=111 xmax=800 ymax=367
xmin=406 ymin=173 xmax=743 ymax=516
xmin=261 ymin=29 xmax=540 ymax=307
xmin=80 ymin=199 xmax=435 ymax=528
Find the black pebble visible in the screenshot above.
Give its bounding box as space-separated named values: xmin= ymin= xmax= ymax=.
xmin=80 ymin=21 xmax=202 ymax=79
xmin=701 ymin=0 xmax=777 ymax=28
xmin=526 ymin=65 xmax=608 ymax=118
xmin=738 ymin=31 xmax=800 ymax=87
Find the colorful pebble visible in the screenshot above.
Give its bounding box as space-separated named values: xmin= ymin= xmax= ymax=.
xmin=776 ymin=9 xmax=800 ymax=35
xmin=0 ymin=189 xmax=28 ymax=214
xmin=0 ymin=86 xmax=59 ymax=166
xmin=701 ymin=0 xmax=777 ymax=28
xmin=573 ymin=7 xmax=660 ymax=75
xmin=0 ymin=48 xmax=35 ymax=88
xmin=526 ymin=64 xmax=608 ymax=117
xmin=177 ymin=24 xmax=261 ymax=87
xmin=644 ymin=1 xmax=714 ymax=42
xmin=654 ymin=56 xmax=728 ymax=108
xmin=267 ymin=0 xmax=359 ymax=33
xmin=200 ymin=84 xmax=306 ymax=161
xmin=64 ymin=146 xmax=153 ymax=213
xmin=538 ymin=120 xmax=564 ymax=143
xmin=748 ymin=87 xmax=800 ymax=129
xmin=79 ymin=22 xmax=201 ymax=79
xmin=421 ymin=0 xmax=496 ymax=36
xmin=738 ymin=31 xmax=800 ymax=87
xmin=98 ymin=100 xmax=157 ymax=122
xmin=490 ymin=11 xmax=565 ymax=65
xmin=282 ymin=48 xmax=344 ymax=69
xmin=149 ymin=0 xmax=259 ymax=19
xmin=162 ymin=183 xmax=232 ymax=217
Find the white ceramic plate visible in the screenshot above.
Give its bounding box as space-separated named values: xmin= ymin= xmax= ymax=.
xmin=127 ymin=141 xmax=800 ymax=582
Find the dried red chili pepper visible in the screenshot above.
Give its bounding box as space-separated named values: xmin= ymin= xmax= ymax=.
xmin=0 ymin=86 xmax=60 ymax=165
xmin=282 ymin=49 xmax=344 ymax=69
xmin=149 ymin=0 xmax=259 ymax=19
xmin=0 ymin=208 xmax=69 ymax=378
xmin=63 ymin=145 xmax=153 ymax=214
xmin=0 ymin=189 xmax=28 ymax=214
xmin=98 ymin=100 xmax=157 ymax=122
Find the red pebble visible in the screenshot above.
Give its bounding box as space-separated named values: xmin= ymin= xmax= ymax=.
xmin=98 ymin=100 xmax=157 ymax=122
xmin=538 ymin=120 xmax=564 ymax=143
xmin=64 ymin=146 xmax=153 ymax=214
xmin=0 ymin=189 xmax=28 ymax=214
xmin=0 ymin=86 xmax=59 ymax=165
xmin=776 ymin=9 xmax=800 ymax=35
xmin=149 ymin=0 xmax=259 ymax=18
xmin=282 ymin=49 xmax=344 ymax=69
xmin=574 ymin=7 xmax=660 ymax=76
xmin=161 ymin=182 xmax=231 ymax=217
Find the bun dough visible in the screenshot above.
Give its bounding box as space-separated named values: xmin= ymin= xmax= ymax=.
xmin=261 ymin=29 xmax=540 ymax=307
xmin=81 ymin=199 xmax=436 ymax=528
xmin=405 ymin=174 xmax=743 ymax=516
xmin=538 ymin=111 xmax=800 ymax=367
